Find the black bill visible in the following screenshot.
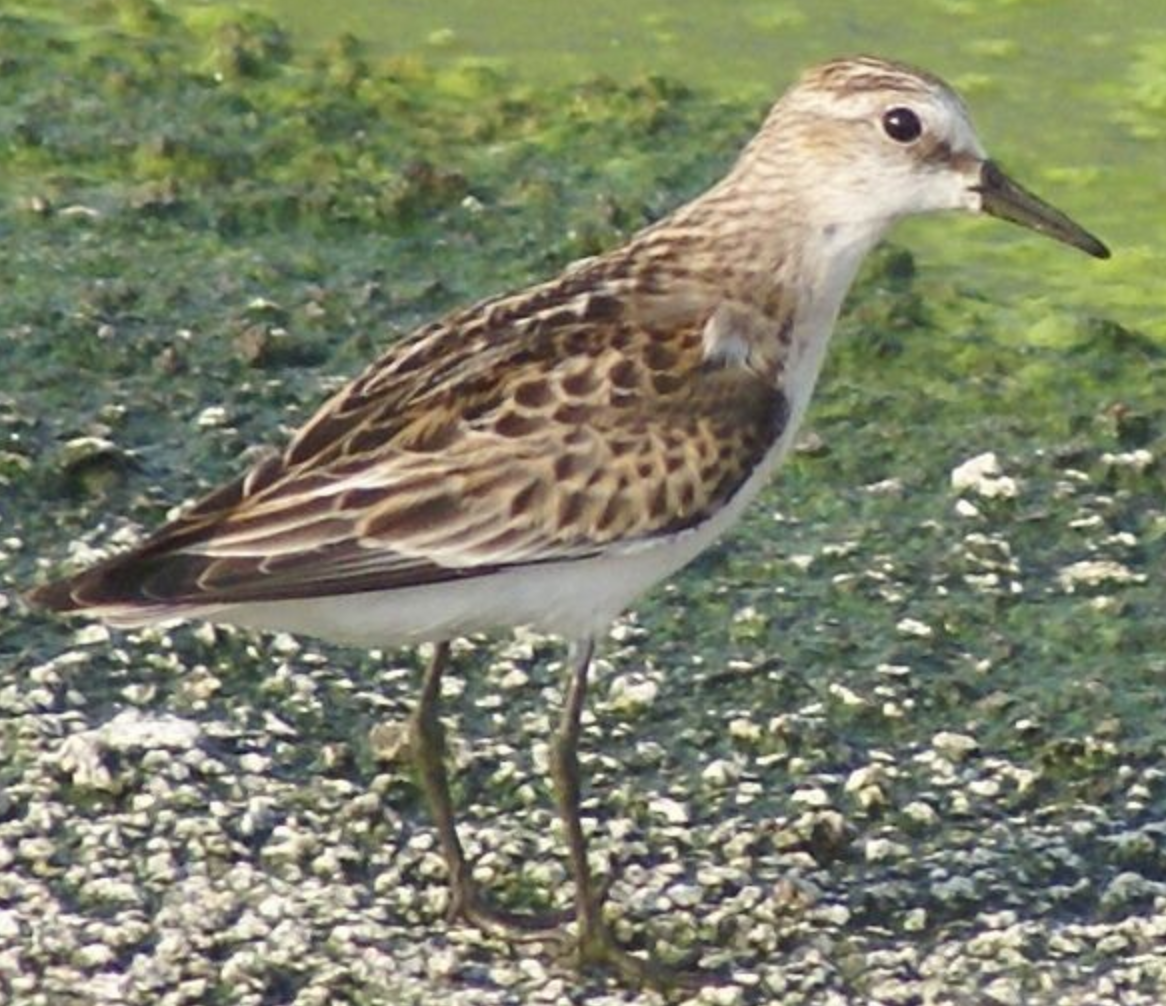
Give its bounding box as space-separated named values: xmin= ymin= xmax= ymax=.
xmin=974 ymin=160 xmax=1110 ymax=259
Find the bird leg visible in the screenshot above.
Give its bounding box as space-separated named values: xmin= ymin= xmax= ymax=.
xmin=408 ymin=640 xmax=570 ymax=937
xmin=548 ymin=638 xmax=681 ymax=988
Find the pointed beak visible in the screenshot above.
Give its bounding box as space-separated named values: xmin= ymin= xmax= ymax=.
xmin=973 ymin=160 xmax=1110 ymax=259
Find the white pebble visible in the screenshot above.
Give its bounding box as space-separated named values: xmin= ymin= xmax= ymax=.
xmin=950 ymin=451 xmax=1019 ymax=498
xmin=648 ymin=796 xmax=690 ymax=824
xmin=1058 ymin=559 xmax=1145 ymax=591
xmin=932 ymin=731 xmax=979 ymax=760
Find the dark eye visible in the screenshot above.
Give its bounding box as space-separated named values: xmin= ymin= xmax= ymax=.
xmin=882 ymin=106 xmax=922 ymax=143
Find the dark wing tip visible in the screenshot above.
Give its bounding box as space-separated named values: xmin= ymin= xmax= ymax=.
xmin=26 ymin=546 xmax=203 ymax=616
xmin=25 ymin=576 xmax=85 ymax=614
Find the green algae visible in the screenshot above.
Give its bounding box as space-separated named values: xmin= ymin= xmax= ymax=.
xmin=250 ymin=0 xmax=1162 ymax=330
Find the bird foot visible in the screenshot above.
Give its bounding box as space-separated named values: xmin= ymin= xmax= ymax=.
xmin=448 ymin=861 xmax=720 ymax=992
xmin=448 ymin=879 xmax=573 ymax=940
xmin=562 ymin=871 xmax=720 ymax=993
xmin=568 ymin=911 xmax=717 ymax=993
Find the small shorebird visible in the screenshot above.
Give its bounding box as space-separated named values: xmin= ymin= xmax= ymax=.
xmin=29 ymin=56 xmax=1107 ymax=984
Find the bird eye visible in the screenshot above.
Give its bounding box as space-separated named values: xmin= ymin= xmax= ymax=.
xmin=882 ymin=106 xmax=923 ymax=143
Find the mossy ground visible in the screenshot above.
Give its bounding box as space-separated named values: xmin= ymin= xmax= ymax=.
xmin=1 ymin=4 xmax=1164 ymax=1004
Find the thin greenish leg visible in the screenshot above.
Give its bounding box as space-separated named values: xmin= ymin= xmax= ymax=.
xmin=549 ymin=637 xmax=685 ymax=988
xmin=409 ymin=641 xmax=471 ymax=903
xmin=408 ymin=640 xmax=570 ymax=936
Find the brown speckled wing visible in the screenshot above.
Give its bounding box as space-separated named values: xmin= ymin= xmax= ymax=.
xmin=32 ymin=258 xmax=788 ymax=611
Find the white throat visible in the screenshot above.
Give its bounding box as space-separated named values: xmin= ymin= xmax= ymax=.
xmin=782 ymin=217 xmax=888 ymax=430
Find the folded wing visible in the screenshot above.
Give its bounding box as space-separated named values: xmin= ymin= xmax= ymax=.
xmin=29 ymin=270 xmax=788 ymax=616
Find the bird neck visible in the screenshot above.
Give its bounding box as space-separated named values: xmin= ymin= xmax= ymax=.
xmin=613 ymin=167 xmax=891 ymax=395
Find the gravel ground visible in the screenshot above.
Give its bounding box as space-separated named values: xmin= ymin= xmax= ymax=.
xmin=5 ymin=452 xmax=1166 ymax=1006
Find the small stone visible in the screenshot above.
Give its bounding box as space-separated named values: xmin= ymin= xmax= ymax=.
xmin=771 ymin=875 xmax=819 ymax=912
xmin=955 ymin=498 xmax=982 ymax=518
xmin=55 ymin=733 xmax=115 ymax=790
xmin=933 ymin=874 xmax=978 ymax=904
xmin=896 ymin=617 xmax=933 ymax=639
xmin=1058 ymin=559 xmax=1146 ymax=591
xmin=77 ymin=942 xmax=116 ymax=968
xmin=498 ymin=666 xmax=529 ymax=690
xmin=196 ymin=405 xmax=229 ymax=428
xmin=902 ymin=800 xmax=939 ymax=828
xmin=968 ymin=777 xmax=1001 ymax=798
xmin=864 ymin=837 xmax=908 ymax=862
xmin=81 ymin=877 xmax=142 ymax=908
xmin=790 ymin=786 xmax=831 ymax=809
xmin=844 ymin=764 xmax=885 ymax=793
xmin=951 ymin=451 xmax=1019 ymax=499
xmin=701 ymin=758 xmax=741 ymax=788
xmin=606 ymin=674 xmax=659 ymax=714
xmin=983 ymin=976 xmax=1023 ymax=1006
xmin=863 ymin=477 xmax=904 ymax=496
xmin=58 ymin=436 xmax=127 ymax=473
xmin=665 ymin=883 xmax=702 ymax=908
xmin=74 ymin=624 xmax=111 ymax=646
xmin=648 ymin=795 xmax=690 ymax=825
xmin=1096 ymin=932 xmax=1129 ymax=955
xmin=0 ymin=909 xmax=21 ymax=940
xmin=902 ymin=907 xmax=927 ymax=931
xmin=100 ymin=709 xmax=202 ymax=750
xmin=697 ymin=982 xmax=746 ymax=1005
xmin=729 ymin=717 xmax=762 ymax=744
xmin=1101 ymin=448 xmax=1153 ymax=471
xmin=813 ymin=903 xmax=851 ymax=927
xmin=828 ymin=682 xmax=866 ymax=706
xmin=932 ymin=731 xmax=979 ymax=760
xmin=369 ymin=720 xmax=410 ymax=762
xmin=1100 ymin=871 xmax=1164 ymax=911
